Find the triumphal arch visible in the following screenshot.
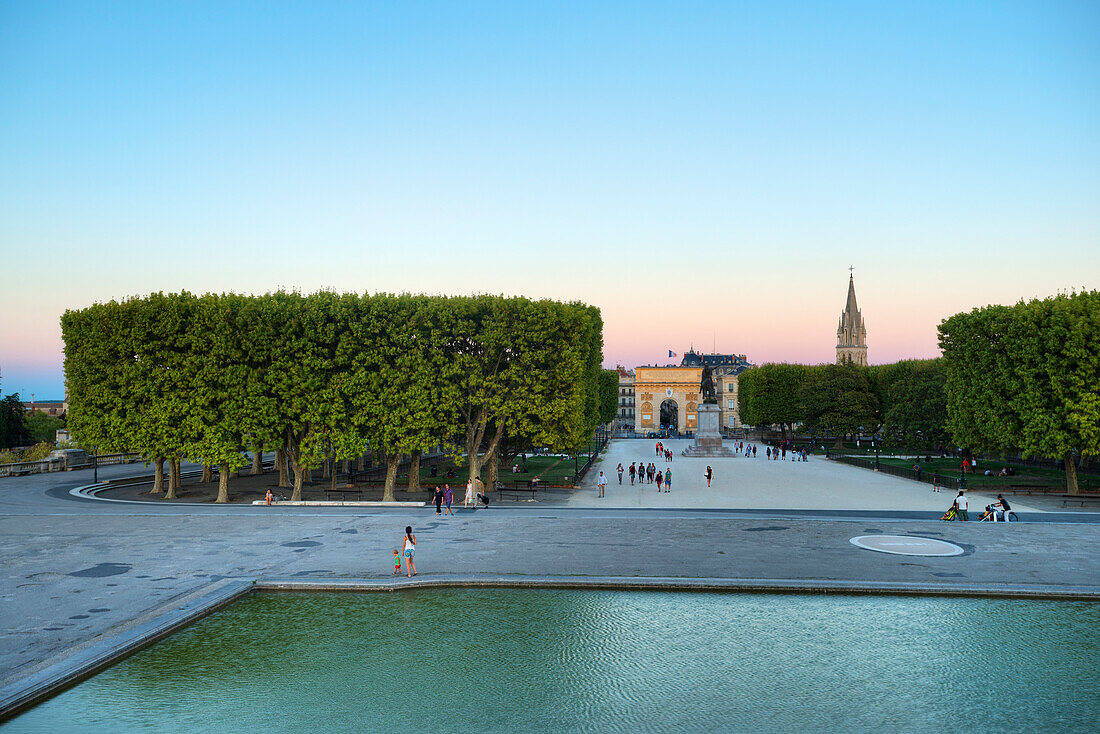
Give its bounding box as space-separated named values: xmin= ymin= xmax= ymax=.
xmin=634 ymin=366 xmax=702 ymax=434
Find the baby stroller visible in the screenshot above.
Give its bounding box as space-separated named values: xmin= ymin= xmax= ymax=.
xmin=940 ymin=506 xmax=958 ymax=521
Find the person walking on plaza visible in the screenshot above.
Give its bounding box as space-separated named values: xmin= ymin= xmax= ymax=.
xmin=655 ymin=470 xmax=663 ymax=491
xmin=656 ymin=441 xmax=661 ymax=456
xmin=705 ymin=465 xmax=713 ymax=487
xmin=766 ymin=446 xmax=771 ymax=460
xmin=664 ymin=467 xmax=672 ymax=492
xmin=597 ymin=471 xmax=607 ymax=498
xmin=954 ymin=491 xmax=969 ymax=521
xmin=402 ymin=526 xmax=417 ymax=577
xmin=752 ymin=445 xmax=757 ymax=458
xmin=433 ymin=486 xmax=444 ymax=515
xmin=629 ymin=462 xmax=636 ymax=485
xmin=932 ymin=471 xmax=941 ymax=493
xmin=464 ymin=480 xmax=475 ymax=508
xmin=443 ymin=484 xmax=454 ymax=516
xmin=617 ymin=463 xmax=624 ymax=485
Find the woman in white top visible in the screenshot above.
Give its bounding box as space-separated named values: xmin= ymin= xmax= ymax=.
xmin=402 ymin=526 xmax=417 ymax=577
xmin=464 ymin=480 xmax=475 ymax=509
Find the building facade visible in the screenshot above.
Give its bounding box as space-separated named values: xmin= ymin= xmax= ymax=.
xmin=836 ymin=273 xmax=868 ymax=365
xmin=634 ymin=351 xmax=752 ymax=434
xmin=616 ymin=366 xmax=635 ymax=428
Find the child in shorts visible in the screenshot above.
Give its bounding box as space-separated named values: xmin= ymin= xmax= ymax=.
xmin=392 ymin=550 xmax=401 ymax=575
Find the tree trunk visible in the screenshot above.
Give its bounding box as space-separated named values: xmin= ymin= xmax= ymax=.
xmin=323 ymin=457 xmax=331 ymax=479
xmin=289 ymin=452 xmax=306 ymax=502
xmin=407 ymin=450 xmax=421 ymax=494
xmin=202 ymin=463 xmax=212 ymax=483
xmin=331 ymin=463 xmax=338 ymax=492
xmin=151 ymin=456 xmax=165 ymax=494
xmin=167 ymin=459 xmax=179 ymax=499
xmin=215 ymin=463 xmax=230 ymax=503
xmin=833 ymin=436 xmax=844 ymax=449
xmin=252 ymin=447 xmax=262 ymax=475
xmin=487 ymin=446 xmax=499 ymax=490
xmin=383 ymin=453 xmax=400 ymax=503
xmin=277 ymin=447 xmax=289 ymax=487
xmin=1065 ymin=453 xmax=1079 ymax=497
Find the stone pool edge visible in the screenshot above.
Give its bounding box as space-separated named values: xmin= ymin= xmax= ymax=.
xmin=4 ymin=574 xmax=1099 ymax=722
xmin=0 ymin=578 xmax=253 ymax=723
xmin=257 ymin=575 xmax=1100 ymax=600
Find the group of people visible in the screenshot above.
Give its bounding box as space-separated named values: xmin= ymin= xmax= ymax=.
xmin=944 ymin=491 xmax=1013 ymax=521
xmin=614 ymin=461 xmax=673 ymax=492
xmin=432 ymin=480 xmax=487 ymax=515
xmin=653 ymin=441 xmax=674 ymax=463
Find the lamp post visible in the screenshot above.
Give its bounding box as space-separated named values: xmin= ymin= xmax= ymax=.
xmin=93 ymin=448 xmax=98 ymax=484
xmin=874 ymin=440 xmax=880 ymax=471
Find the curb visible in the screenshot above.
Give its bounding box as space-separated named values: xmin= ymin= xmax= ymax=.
xmin=256 ymin=574 xmax=1100 ymax=600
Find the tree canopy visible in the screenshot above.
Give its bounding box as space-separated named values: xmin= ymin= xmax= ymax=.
xmin=939 ymin=291 xmax=1100 ymax=494
xmin=62 ymin=292 xmax=603 ymax=501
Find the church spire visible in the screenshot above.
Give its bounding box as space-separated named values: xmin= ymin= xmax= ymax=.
xmin=836 ymin=269 xmax=868 ymax=366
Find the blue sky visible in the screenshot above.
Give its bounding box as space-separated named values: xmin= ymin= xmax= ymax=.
xmin=1 ymin=1 xmax=1098 ymax=399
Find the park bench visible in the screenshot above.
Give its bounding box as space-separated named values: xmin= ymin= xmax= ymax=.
xmin=326 ymin=487 xmax=363 ymax=501
xmin=497 ymin=480 xmax=538 ymax=500
xmin=1061 ymin=495 xmax=1100 ymax=507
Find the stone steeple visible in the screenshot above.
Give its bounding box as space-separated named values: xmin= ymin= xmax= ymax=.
xmin=836 ymin=271 xmax=868 ymax=365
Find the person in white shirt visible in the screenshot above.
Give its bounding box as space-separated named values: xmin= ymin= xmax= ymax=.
xmin=954 ymin=491 xmax=969 ymax=521
xmin=596 ymin=471 xmax=608 ymax=498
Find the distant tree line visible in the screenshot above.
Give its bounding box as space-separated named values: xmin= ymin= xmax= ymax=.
xmin=737 ymin=291 xmax=1099 ymax=495
xmin=62 ymin=292 xmax=605 ymax=502
xmin=737 ymin=360 xmax=945 ymax=450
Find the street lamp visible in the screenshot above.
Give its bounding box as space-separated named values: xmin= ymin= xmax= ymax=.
xmin=874 ymin=439 xmax=880 ymax=471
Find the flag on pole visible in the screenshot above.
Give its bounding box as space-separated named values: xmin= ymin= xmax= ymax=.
xmin=668 ymin=350 xmax=677 ymax=358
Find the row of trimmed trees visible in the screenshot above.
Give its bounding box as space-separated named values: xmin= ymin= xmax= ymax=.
xmin=737 ymin=291 xmax=1099 ymax=494
xmin=737 ymin=360 xmax=945 ymax=449
xmin=62 ymin=292 xmax=605 ymax=502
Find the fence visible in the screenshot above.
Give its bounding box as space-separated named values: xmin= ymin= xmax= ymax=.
xmin=0 ymin=452 xmax=142 ymax=478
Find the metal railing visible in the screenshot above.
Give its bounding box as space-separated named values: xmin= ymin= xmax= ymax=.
xmin=0 ymin=452 xmax=142 ymax=478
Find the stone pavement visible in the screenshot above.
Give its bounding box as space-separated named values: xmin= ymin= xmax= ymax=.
xmin=576 ymin=438 xmax=1049 ymax=511
xmin=2 ymin=461 xmax=1098 ymax=698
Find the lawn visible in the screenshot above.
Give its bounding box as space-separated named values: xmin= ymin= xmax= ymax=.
xmin=404 ymin=453 xmax=583 ymax=487
xmin=875 ymin=456 xmax=1099 ymax=493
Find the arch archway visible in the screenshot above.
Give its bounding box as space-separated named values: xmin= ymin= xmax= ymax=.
xmin=659 ymin=399 xmax=678 ymax=432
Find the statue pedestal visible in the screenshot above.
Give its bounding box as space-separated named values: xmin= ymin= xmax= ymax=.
xmin=682 ymin=403 xmax=736 ymax=457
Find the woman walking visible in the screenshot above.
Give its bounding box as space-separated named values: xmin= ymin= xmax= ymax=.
xmin=464 ymin=480 xmax=475 ymax=508
xmin=664 ymin=467 xmax=672 ymax=492
xmin=443 ymin=484 xmax=454 ymax=516
xmin=655 ymin=469 xmax=663 ymax=492
xmin=402 ymin=526 xmax=417 ymax=577
xmin=705 ymin=465 xmax=713 ymax=487
xmin=617 ymin=463 xmax=624 ymax=485
xmin=433 ymin=485 xmax=444 ymax=515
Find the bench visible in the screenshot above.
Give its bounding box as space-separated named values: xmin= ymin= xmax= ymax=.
xmin=325 ymin=487 xmax=362 ymax=501
xmin=497 ymin=481 xmax=538 ymax=500
xmin=1062 ymin=495 xmax=1100 ymax=507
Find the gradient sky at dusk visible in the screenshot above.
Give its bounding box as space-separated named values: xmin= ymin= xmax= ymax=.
xmin=2 ymin=1 xmax=1098 ymax=399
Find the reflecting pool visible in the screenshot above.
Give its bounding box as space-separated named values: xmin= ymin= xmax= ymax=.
xmin=5 ymin=590 xmax=1099 ymax=733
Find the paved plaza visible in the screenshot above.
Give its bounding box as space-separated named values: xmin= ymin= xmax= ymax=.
xmin=2 ymin=458 xmax=1098 ymax=714
xmin=577 ymin=438 xmax=1047 ymax=511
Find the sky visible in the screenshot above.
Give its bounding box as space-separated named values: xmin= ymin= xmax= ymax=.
xmin=1 ymin=1 xmax=1098 ymax=399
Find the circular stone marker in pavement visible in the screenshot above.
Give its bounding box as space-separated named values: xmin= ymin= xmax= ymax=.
xmin=849 ymin=535 xmax=964 ymax=557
